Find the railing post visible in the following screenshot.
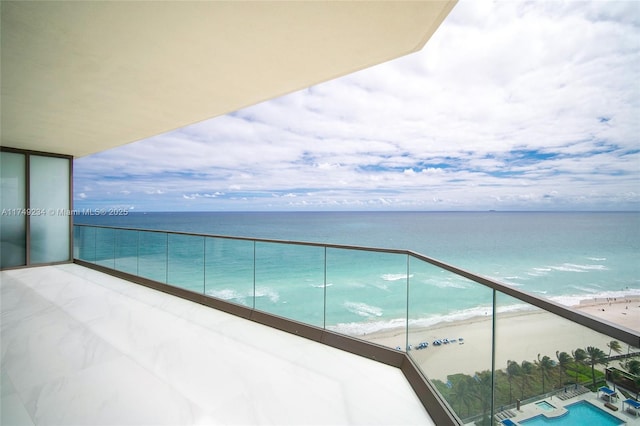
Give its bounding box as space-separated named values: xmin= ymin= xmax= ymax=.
xmin=406 ymin=254 xmax=410 ymax=353
xmin=491 ymin=289 xmax=497 ymax=423
xmin=112 ymin=228 xmax=116 ymax=269
xmin=136 ymin=230 xmax=139 ymax=276
xmin=323 ymin=246 xmax=327 ymax=330
xmin=202 ymin=236 xmax=206 ymax=295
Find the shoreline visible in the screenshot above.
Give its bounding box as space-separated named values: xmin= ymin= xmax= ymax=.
xmin=354 ymin=296 xmax=640 ymax=381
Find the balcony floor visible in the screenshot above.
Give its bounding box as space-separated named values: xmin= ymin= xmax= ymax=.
xmin=1 ymin=264 xmax=434 ymax=425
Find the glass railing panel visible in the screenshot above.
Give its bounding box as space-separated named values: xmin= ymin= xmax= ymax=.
xmin=114 ymin=229 xmax=138 ymax=275
xmin=325 ymin=248 xmax=408 ymax=346
xmin=138 ymin=231 xmax=168 ymax=284
xmin=254 ymin=241 xmax=325 ymax=327
xmin=407 ymin=256 xmax=494 ymax=424
xmin=204 ymin=237 xmax=255 ymax=308
xmin=73 ymin=225 xmax=96 ymax=263
xmin=94 ymin=227 xmax=115 ymax=269
xmin=71 ymin=225 xmax=639 ymax=426
xmin=493 ymin=291 xmax=638 ymax=424
xmin=167 ymin=233 xmax=205 ymax=293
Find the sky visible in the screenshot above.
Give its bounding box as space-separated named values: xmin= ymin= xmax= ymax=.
xmin=74 ymin=1 xmax=640 ymax=212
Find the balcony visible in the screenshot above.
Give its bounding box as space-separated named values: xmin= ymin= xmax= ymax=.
xmin=1 ymin=263 xmax=432 ymax=425
xmin=3 ymin=224 xmax=638 ymax=425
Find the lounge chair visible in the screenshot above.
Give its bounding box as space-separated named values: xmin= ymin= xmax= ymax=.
xmin=623 ymin=399 xmax=640 ymax=417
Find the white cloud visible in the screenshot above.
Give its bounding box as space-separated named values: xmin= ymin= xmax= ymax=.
xmin=74 ymin=0 xmax=640 ymax=211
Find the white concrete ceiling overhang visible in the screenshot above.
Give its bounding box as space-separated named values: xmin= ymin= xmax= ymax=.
xmin=1 ymin=1 xmax=456 ymax=157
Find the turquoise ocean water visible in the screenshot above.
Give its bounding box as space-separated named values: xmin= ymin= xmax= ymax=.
xmin=75 ymin=211 xmax=640 ymax=334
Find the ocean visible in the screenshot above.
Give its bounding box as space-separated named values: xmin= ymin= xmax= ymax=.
xmin=75 ymin=211 xmax=640 ymax=334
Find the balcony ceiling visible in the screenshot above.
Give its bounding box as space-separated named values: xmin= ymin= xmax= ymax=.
xmin=1 ymin=1 xmax=455 ymax=158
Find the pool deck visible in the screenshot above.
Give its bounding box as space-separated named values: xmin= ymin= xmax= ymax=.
xmin=504 ymin=385 xmax=640 ymax=425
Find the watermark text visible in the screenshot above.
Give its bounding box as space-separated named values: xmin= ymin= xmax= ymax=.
xmin=1 ymin=208 xmax=130 ymax=217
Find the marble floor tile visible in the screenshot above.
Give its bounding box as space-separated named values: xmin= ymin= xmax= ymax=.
xmin=1 ymin=392 xmax=35 ymax=426
xmin=1 ymin=265 xmax=434 ymax=425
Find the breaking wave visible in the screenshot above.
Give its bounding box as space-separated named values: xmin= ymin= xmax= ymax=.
xmin=207 ymin=288 xmax=245 ymax=301
xmin=550 ymin=263 xmax=608 ymax=272
xmin=381 ymin=273 xmax=414 ymax=281
xmin=310 ymin=283 xmax=333 ymax=288
xmin=255 ymin=287 xmax=280 ymax=303
xmin=207 ymin=286 xmax=280 ymax=303
xmin=343 ymin=301 xmax=383 ymax=318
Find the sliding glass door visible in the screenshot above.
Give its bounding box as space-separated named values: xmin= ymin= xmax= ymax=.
xmin=0 ymin=148 xmax=72 ymax=268
xmin=0 ymin=151 xmax=27 ymax=268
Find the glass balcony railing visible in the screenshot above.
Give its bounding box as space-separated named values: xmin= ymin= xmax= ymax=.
xmin=73 ymin=224 xmax=639 ymax=425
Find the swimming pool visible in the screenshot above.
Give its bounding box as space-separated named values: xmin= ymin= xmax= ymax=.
xmin=520 ymin=401 xmax=624 ymax=425
xmin=535 ymin=401 xmax=556 ymax=412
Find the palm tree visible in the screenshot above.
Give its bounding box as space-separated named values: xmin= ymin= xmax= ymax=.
xmin=473 ymin=371 xmax=493 ymax=425
xmin=506 ymin=360 xmax=521 ymax=404
xmin=536 ymin=354 xmax=554 ymax=393
xmin=450 ymin=376 xmax=475 ymax=418
xmin=519 ymin=361 xmax=534 ymax=399
xmin=556 ymin=351 xmax=573 ymax=388
xmin=572 ymin=348 xmax=588 ymax=384
xmin=626 ymin=359 xmax=640 ymax=376
xmin=607 ymin=340 xmax=623 ymax=363
xmin=585 ymin=346 xmax=608 ymax=388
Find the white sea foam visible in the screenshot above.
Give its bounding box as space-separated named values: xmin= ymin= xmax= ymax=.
xmin=207 ymin=288 xmax=244 ymax=301
xmin=381 ymin=273 xmax=414 ymax=281
xmin=207 ymin=287 xmax=281 ymax=304
xmin=343 ymin=301 xmax=383 ymax=318
xmin=310 ymin=283 xmax=333 ymax=288
xmin=588 ymin=257 xmax=607 ymax=261
xmin=328 ymin=317 xmax=406 ymax=335
xmin=571 ymin=285 xmax=600 ymax=294
xmin=529 ymin=267 xmax=552 ymax=276
xmin=409 ymin=304 xmax=535 ymax=328
xmin=255 ymin=287 xmax=280 ymax=303
xmin=550 ymin=263 xmax=608 ymax=273
xmin=425 ymin=277 xmax=470 ymax=289
xmin=329 ymin=303 xmax=536 ymax=336
xmin=551 ymin=288 xmax=640 ymax=307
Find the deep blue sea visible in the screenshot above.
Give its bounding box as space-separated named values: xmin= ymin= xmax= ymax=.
xmin=75 ymin=211 xmax=640 ymax=333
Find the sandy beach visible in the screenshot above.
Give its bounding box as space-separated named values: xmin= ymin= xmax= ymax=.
xmin=577 ymin=296 xmax=640 ymax=331
xmin=360 ymin=296 xmax=640 ymax=381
